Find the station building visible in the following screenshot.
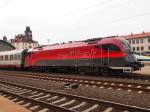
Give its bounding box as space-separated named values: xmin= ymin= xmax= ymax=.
xmin=10 ymin=26 xmax=39 ymax=49
xmin=123 ymin=32 xmax=150 ymax=54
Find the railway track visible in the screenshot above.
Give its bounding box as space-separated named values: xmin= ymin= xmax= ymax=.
xmin=1 ymin=70 xmax=150 ymax=81
xmin=109 ymin=73 xmax=150 ymax=82
xmin=1 ymin=69 xmax=150 ymax=81
xmin=0 ymin=80 xmax=149 ymax=112
xmin=0 ymin=71 xmax=150 ymax=94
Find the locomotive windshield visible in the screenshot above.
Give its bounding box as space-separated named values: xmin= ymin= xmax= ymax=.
xmin=122 ymin=40 xmax=132 ymax=53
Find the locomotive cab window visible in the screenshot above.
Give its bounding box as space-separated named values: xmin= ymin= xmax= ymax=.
xmin=102 ymin=44 xmax=121 ymax=52
xmin=122 ymin=41 xmax=132 ymax=53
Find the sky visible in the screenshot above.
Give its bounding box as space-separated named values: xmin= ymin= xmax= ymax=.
xmin=0 ymin=0 xmax=150 ymax=45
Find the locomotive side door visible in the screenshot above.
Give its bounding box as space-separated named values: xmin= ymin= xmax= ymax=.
xmin=70 ymin=49 xmax=78 ymax=66
xmin=95 ymin=45 xmax=104 ymax=66
xmin=90 ymin=48 xmax=95 ymax=67
xmin=25 ymin=51 xmax=32 ymax=67
xmin=100 ymin=45 xmax=103 ymax=66
xmin=101 ymin=44 xmax=110 ymax=66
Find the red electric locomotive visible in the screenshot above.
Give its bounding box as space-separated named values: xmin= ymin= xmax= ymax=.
xmin=24 ymin=37 xmax=143 ymax=73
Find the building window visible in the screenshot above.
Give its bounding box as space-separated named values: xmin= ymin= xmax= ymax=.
xmin=132 ymin=47 xmax=135 ymax=51
xmin=148 ymin=46 xmax=150 ymax=50
xmin=141 ymin=46 xmax=144 ymax=51
xmin=137 ymin=47 xmax=139 ymax=51
xmin=132 ymin=39 xmax=135 ymax=44
xmin=140 ymin=39 xmax=143 ymax=43
xmin=136 ymin=39 xmax=139 ymax=44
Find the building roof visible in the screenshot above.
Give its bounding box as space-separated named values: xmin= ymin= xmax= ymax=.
xmin=0 ymin=40 xmax=15 ymax=51
xmin=11 ymin=34 xmax=38 ymax=43
xmin=124 ymin=32 xmax=150 ymax=39
xmin=10 ymin=27 xmax=38 ymax=44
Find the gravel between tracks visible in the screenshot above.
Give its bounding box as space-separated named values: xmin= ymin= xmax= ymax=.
xmin=0 ymin=75 xmax=149 ymax=109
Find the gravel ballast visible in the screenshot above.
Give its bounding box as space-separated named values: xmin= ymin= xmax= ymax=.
xmin=0 ymin=75 xmax=149 ymax=108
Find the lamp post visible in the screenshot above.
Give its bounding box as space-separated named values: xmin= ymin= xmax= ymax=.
xmin=47 ymin=39 xmax=50 ymax=45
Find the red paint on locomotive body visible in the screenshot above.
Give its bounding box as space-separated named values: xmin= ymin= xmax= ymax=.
xmin=24 ymin=37 xmax=128 ymax=67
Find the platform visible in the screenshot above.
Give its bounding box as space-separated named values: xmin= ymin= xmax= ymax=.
xmin=134 ymin=66 xmax=150 ymax=75
xmin=0 ymin=96 xmax=31 ymax=112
